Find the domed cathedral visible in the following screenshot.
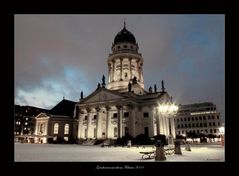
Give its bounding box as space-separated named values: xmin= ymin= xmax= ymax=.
xmin=75 ymin=22 xmax=177 ymax=145
xmin=107 ymin=22 xmax=144 ymax=93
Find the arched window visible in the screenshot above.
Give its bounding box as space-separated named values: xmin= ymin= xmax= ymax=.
xmin=53 ymin=123 xmax=59 ymax=134
xmin=64 ymin=124 xmax=69 ymax=135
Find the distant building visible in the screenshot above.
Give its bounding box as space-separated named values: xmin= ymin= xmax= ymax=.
xmin=34 ymin=99 xmax=77 ymax=144
xmin=14 ymin=105 xmax=49 ymax=136
xmin=175 ymin=102 xmax=222 ymax=138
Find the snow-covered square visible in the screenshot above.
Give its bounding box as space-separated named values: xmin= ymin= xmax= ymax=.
xmin=15 ymin=143 xmax=224 ymax=162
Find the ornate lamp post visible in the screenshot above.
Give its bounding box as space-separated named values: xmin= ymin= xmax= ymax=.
xmin=155 ymin=103 xmax=178 ymax=161
xmin=157 ymin=103 xmax=178 ymax=145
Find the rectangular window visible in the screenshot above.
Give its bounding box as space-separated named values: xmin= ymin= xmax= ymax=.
xmin=188 ymin=118 xmax=190 ymax=121
xmin=204 ymin=123 xmax=207 ymax=127
xmin=218 ymin=122 xmax=220 ymax=126
xmin=209 ymin=122 xmax=211 ymax=126
xmin=195 ymin=117 xmax=198 ymax=121
xmin=210 ymin=129 xmax=213 ymax=133
xmin=217 ymin=116 xmax=219 ymax=119
xmin=192 ymin=124 xmax=195 ymax=127
xmin=208 ymin=116 xmax=211 ymax=120
xmin=124 ymin=112 xmax=129 ymax=117
xmin=85 ymin=116 xmax=88 ymax=120
xmin=214 ymin=129 xmax=216 ymax=133
xmin=192 ymin=117 xmax=194 ymax=121
xmin=199 ymin=117 xmax=202 ymax=120
xmin=196 ymin=123 xmax=199 ymax=127
xmin=114 ymin=127 xmax=117 ymax=137
xmin=113 ymin=113 xmax=117 ymax=118
xmin=203 ymin=116 xmax=206 ymax=120
xmin=93 ymin=115 xmax=97 ymax=120
xmin=212 ymin=116 xmax=214 ymax=119
xmin=181 ymin=118 xmax=183 ymax=122
xmin=177 ymin=125 xmax=180 ymax=128
xmin=184 ymin=118 xmax=187 ymax=121
xmin=53 ymin=123 xmax=59 ymax=134
xmin=64 ymin=124 xmax=69 ymax=135
xmin=143 ymin=112 xmax=149 ymax=118
xmin=185 ymin=124 xmax=187 ymax=128
xmin=200 ymin=123 xmax=203 ymax=127
xmin=213 ymin=122 xmax=215 ymax=126
xmin=178 ymin=131 xmax=180 ymax=135
xmin=189 ymin=124 xmax=191 ymax=127
xmin=205 ymin=129 xmax=208 ymax=133
xmin=197 ymin=130 xmax=199 ymax=133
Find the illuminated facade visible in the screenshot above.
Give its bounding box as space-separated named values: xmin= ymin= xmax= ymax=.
xmin=175 ymin=102 xmax=222 ymax=136
xmin=75 ymin=23 xmax=177 ymax=143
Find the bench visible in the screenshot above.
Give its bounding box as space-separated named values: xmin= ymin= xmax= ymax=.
xmin=139 ymin=151 xmax=155 ymax=159
xmin=164 ymin=148 xmax=174 ymax=155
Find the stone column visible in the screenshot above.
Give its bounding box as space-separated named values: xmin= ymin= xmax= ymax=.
xmin=78 ymin=112 xmax=84 ymax=139
xmin=129 ymin=58 xmax=132 ymax=80
xmin=149 ymin=106 xmax=155 ymax=137
xmin=108 ymin=62 xmax=111 ymax=82
xmin=137 ymin=59 xmax=141 ymax=81
xmin=112 ymin=60 xmax=115 ymax=82
xmin=165 ymin=116 xmax=169 ymax=136
xmin=120 ymin=58 xmax=123 ymax=81
xmin=140 ymin=62 xmax=144 ymax=83
xmin=129 ymin=105 xmax=136 ymax=137
xmin=155 ymin=109 xmax=160 ymax=135
xmin=86 ymin=108 xmax=92 ymax=138
xmin=34 ymin=121 xmax=38 ymax=135
xmin=96 ymin=107 xmax=101 ymax=139
xmin=116 ymin=105 xmax=123 ymax=138
xmin=106 ymin=106 xmax=111 ymax=139
xmin=159 ymin=113 xmax=164 ymax=135
xmin=170 ymin=117 xmax=176 ymax=138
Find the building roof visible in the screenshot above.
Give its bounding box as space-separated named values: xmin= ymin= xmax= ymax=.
xmin=14 ymin=105 xmax=50 ymax=116
xmin=50 ymin=99 xmax=77 ymax=117
xmin=114 ymin=25 xmax=136 ymax=45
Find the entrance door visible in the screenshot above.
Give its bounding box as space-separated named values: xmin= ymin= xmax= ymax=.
xmin=144 ymin=127 xmax=149 ymax=137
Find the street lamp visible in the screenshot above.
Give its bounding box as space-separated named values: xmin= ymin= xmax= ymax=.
xmin=157 ymin=102 xmax=178 ymax=144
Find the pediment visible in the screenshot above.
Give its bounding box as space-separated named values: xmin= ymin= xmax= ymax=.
xmin=82 ymin=88 xmax=125 ymax=103
xmin=35 ymin=112 xmax=49 ymax=119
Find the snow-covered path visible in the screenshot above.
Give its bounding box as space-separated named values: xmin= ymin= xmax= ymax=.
xmin=15 ymin=143 xmax=224 ymax=162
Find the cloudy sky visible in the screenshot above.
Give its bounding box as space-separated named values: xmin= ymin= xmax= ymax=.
xmin=14 ymin=14 xmax=225 ymax=119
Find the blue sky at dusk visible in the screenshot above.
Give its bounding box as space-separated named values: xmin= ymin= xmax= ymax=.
xmin=15 ymin=15 xmax=225 ymax=119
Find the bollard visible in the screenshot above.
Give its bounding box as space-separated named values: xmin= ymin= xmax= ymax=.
xmin=174 ymin=139 xmax=182 ymax=155
xmin=127 ymin=140 xmax=131 ymax=148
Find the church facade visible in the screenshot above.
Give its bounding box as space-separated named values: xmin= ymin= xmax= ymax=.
xmin=75 ymin=23 xmax=177 ymax=144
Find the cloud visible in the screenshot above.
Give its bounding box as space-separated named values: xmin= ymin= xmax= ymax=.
xmin=14 ymin=15 xmax=225 ymax=118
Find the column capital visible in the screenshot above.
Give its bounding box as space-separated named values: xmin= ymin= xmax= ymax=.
xmin=86 ymin=106 xmax=92 ymax=113
xmin=105 ymin=105 xmax=111 ymax=111
xmin=95 ymin=106 xmax=101 ymax=112
xmin=116 ymin=105 xmax=123 ymax=110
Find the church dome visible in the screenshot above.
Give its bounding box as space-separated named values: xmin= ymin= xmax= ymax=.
xmin=113 ymin=25 xmax=136 ymax=45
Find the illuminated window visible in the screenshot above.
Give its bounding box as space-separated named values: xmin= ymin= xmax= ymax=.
xmin=64 ymin=124 xmax=69 ymax=134
xmin=25 ymin=122 xmax=28 ymax=125
xmin=26 ymin=118 xmax=28 ymax=120
xmin=53 ymin=123 xmax=59 ymax=134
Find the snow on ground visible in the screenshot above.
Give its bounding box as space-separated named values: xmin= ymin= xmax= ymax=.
xmin=14 ymin=143 xmax=224 ymax=162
